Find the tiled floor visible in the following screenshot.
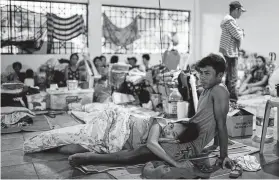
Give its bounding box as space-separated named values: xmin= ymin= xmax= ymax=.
xmin=1 ymin=130 xmax=113 ymax=179
xmin=1 ymin=116 xmax=279 ymax=179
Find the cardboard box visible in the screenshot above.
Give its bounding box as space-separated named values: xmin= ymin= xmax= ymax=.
xmin=226 ymin=108 xmax=254 ymax=137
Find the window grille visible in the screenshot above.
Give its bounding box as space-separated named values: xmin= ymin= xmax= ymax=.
xmin=0 ymin=0 xmax=88 ymax=54
xmin=102 ymin=5 xmax=190 ymax=54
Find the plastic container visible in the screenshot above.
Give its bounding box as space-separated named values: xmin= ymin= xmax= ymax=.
xmin=167 ymin=88 xmax=182 ymax=118
xmin=67 ymin=80 xmax=78 ymax=90
xmin=27 ymin=92 xmax=48 ymax=110
xmin=46 ymin=87 xmax=94 ymax=110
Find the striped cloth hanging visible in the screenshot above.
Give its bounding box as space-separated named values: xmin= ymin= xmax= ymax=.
xmin=47 ymin=13 xmax=86 ymax=41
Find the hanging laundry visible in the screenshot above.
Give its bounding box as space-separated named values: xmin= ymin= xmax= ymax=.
xmin=163 ymin=49 xmax=181 ymax=70
xmin=1 ymin=5 xmax=47 ymax=53
xmin=47 ymin=13 xmax=86 ymax=41
xmin=102 ymin=13 xmax=141 ymax=48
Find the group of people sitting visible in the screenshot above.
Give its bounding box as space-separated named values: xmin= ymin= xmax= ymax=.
xmin=2 ymin=62 xmax=36 ymax=87
xmin=1 ymin=53 xmax=150 ymax=86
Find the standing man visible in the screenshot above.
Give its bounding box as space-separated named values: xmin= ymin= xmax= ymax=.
xmin=219 ymin=1 xmax=246 ymax=103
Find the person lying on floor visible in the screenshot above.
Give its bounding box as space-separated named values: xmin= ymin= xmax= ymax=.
xmin=238 ymin=56 xmax=269 ymax=96
xmin=23 ymin=102 xmax=196 ymax=159
xmin=67 ymin=53 xmax=234 ymax=169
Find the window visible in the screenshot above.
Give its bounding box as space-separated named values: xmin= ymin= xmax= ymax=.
xmin=102 ymin=5 xmax=190 ymax=54
xmin=1 ymin=0 xmax=88 ymax=54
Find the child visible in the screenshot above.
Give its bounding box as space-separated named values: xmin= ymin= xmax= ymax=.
xmin=24 ymin=69 xmax=35 ymax=87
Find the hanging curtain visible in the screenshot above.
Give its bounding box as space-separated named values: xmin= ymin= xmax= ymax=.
xmin=102 ymin=13 xmax=141 ymax=48
xmin=1 ymin=5 xmax=47 ymax=53
xmin=46 ymin=13 xmax=86 ymax=53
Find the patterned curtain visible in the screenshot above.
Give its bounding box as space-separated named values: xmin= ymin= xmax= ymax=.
xmin=102 ymin=13 xmax=141 ymax=49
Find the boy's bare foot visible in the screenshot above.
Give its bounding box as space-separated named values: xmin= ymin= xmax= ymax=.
xmin=68 ymin=153 xmax=88 ymax=167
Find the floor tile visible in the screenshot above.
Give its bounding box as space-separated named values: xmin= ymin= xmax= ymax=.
xmin=261 ymin=159 xmax=279 ymax=178
xmin=1 ymin=149 xmax=33 ymax=167
xmin=33 ymin=159 xmax=84 ymax=179
xmin=25 ymin=151 xmax=68 ymax=162
xmin=1 ymin=132 xmax=24 ymax=140
xmin=67 ymin=172 xmax=113 ymax=179
xmin=1 ymin=137 xmax=24 ymax=151
xmin=1 ymin=163 xmax=38 ymax=179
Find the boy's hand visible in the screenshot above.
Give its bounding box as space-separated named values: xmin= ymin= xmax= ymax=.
xmin=201 ymin=145 xmax=218 ymax=154
xmin=215 ymin=156 xmax=234 ymax=169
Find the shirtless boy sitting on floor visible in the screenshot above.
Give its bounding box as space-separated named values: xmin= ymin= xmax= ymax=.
xmin=68 ymin=53 xmax=234 ymax=170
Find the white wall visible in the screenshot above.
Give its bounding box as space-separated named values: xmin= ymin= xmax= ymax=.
xmin=1 ymin=0 xmax=197 ymax=72
xmin=199 ymin=0 xmax=279 ymax=65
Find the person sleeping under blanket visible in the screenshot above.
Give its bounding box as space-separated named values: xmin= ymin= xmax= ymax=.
xmin=66 ymin=54 xmax=234 ymax=171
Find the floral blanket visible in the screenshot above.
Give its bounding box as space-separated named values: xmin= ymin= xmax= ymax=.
xmin=70 ymin=103 xmax=160 ymax=150
xmin=23 ymin=103 xmax=131 ymax=153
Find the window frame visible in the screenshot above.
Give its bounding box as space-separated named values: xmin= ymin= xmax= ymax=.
xmin=0 ymin=0 xmax=89 ymax=54
xmin=101 ymin=4 xmax=191 ymax=55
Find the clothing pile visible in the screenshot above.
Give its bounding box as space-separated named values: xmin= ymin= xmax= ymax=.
xmin=1 ymin=107 xmax=35 ymax=129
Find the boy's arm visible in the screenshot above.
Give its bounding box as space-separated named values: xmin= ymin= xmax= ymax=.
xmin=212 ymin=86 xmax=233 ymax=168
xmin=146 ymin=121 xmax=179 ymax=167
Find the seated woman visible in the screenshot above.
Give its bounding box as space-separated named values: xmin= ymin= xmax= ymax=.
xmin=64 ymin=53 xmax=80 ymax=81
xmin=93 ymin=56 xmax=108 ymax=79
xmin=6 ymin=62 xmax=25 ymax=83
xmin=238 ymin=56 xmax=269 ymax=96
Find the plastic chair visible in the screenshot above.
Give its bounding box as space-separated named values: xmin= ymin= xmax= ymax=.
xmin=260 ymin=98 xmax=279 ymax=154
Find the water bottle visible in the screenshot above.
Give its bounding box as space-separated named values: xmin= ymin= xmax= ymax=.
xmin=167 ymin=87 xmax=182 ymax=118
xmin=253 ymin=106 xmax=274 ymax=143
